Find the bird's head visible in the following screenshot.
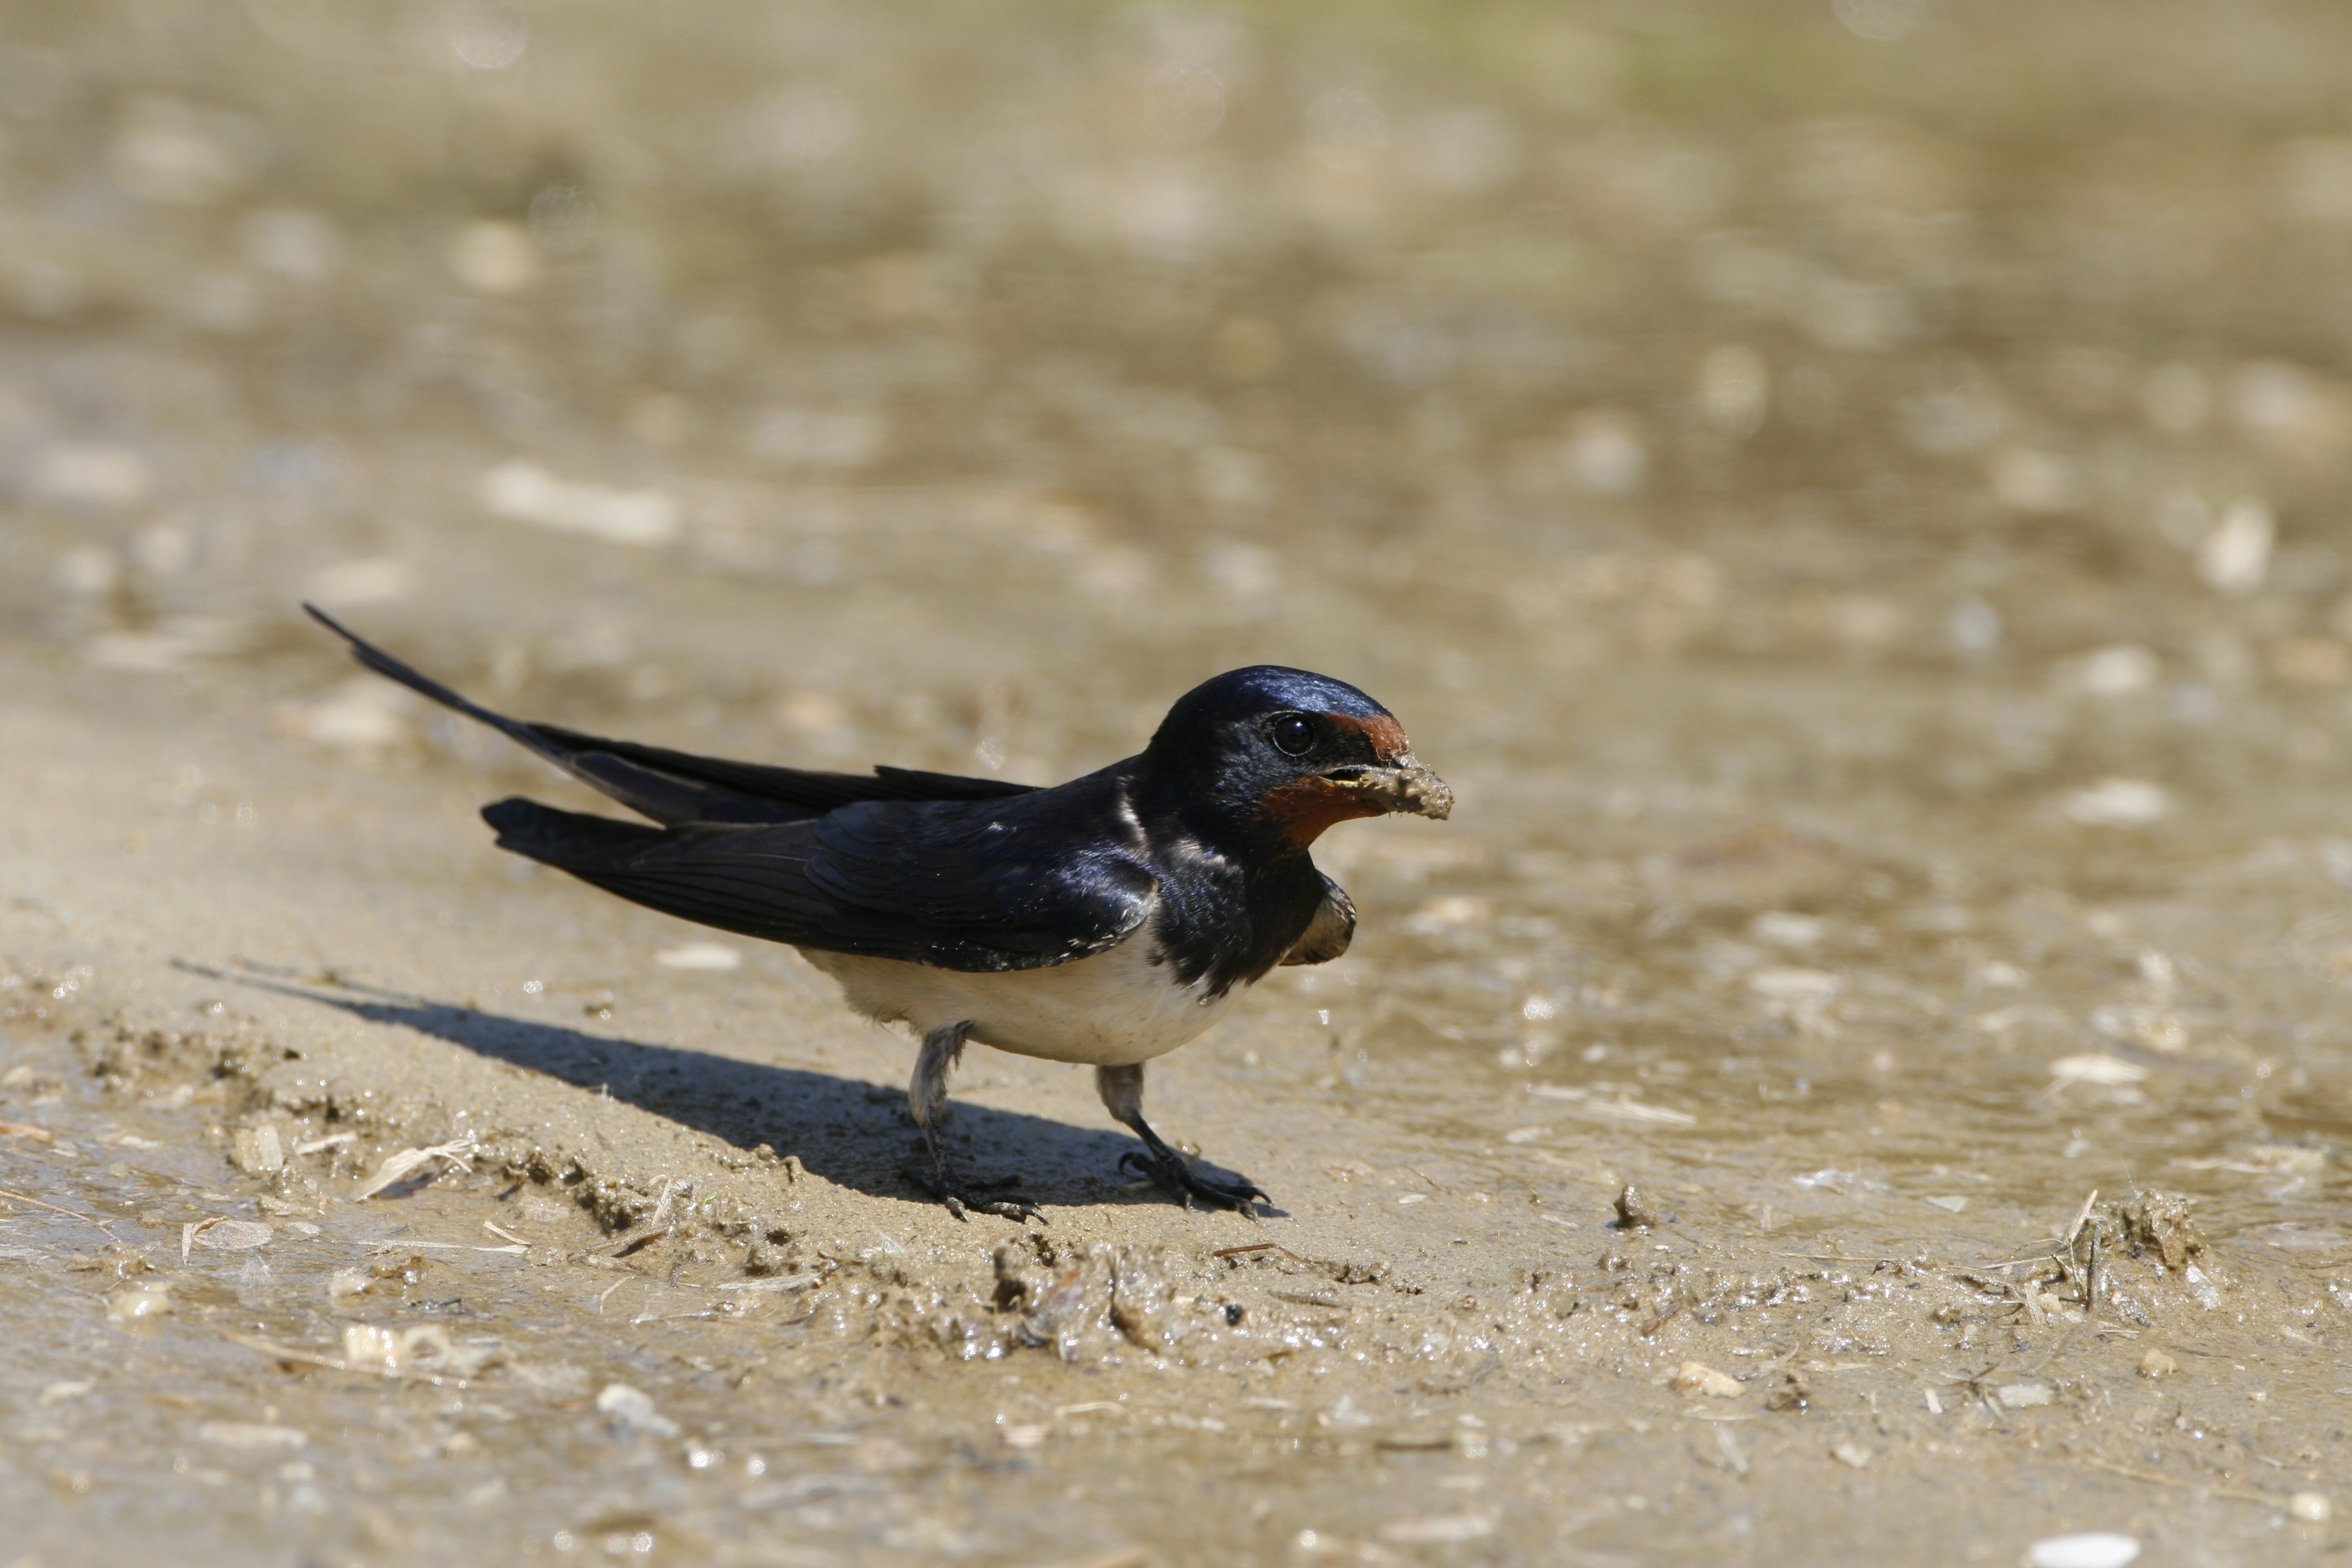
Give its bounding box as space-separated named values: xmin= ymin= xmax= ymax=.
xmin=1140 ymin=665 xmax=1451 ymax=852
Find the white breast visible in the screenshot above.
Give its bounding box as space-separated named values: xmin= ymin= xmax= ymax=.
xmin=801 ymin=932 xmax=1233 ymax=1068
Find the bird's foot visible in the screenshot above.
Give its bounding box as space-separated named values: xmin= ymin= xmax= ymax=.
xmin=914 ymin=1163 xmax=1044 ymax=1224
xmin=1120 ymin=1149 xmax=1269 ymax=1215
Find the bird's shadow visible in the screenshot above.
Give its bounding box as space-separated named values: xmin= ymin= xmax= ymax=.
xmin=185 ymin=961 xmax=1272 ymax=1214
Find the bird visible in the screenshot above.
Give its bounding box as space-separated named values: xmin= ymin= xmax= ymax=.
xmin=305 ymin=604 xmax=1451 ymax=1221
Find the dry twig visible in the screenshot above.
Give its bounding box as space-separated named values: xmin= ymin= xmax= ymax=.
xmin=2067 ymin=1453 xmax=2295 ymax=1508
xmin=219 ymin=1329 xmax=469 ymax=1386
xmin=0 ymin=1187 xmax=118 ymax=1235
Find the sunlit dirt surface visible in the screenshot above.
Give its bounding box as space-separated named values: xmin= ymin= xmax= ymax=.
xmin=5 ymin=1 xmax=2352 ymax=1563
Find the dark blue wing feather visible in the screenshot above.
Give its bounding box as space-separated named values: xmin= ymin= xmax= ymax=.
xmin=307 ymin=607 xmax=1152 ymax=969
xmin=483 ymin=767 xmax=1155 ymax=971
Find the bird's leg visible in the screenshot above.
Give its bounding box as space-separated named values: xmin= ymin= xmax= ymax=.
xmin=1096 ymin=1063 xmax=1268 ymax=1214
xmin=908 ymin=1022 xmax=1042 ymax=1224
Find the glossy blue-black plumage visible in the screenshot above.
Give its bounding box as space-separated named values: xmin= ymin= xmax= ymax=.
xmin=311 ymin=609 xmax=1380 ymax=991
xmin=1145 ymin=665 xmax=1395 ymax=747
xmin=483 ymin=767 xmax=1156 ymax=973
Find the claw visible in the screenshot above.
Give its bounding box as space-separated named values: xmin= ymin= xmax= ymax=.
xmin=1122 ymin=1148 xmax=1268 ymax=1214
xmin=930 ymin=1185 xmax=1043 ymax=1223
xmin=916 ymin=1161 xmax=1044 ymax=1225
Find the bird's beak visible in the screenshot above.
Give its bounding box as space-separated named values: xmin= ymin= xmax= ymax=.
xmin=1321 ymin=760 xmax=1453 ymax=820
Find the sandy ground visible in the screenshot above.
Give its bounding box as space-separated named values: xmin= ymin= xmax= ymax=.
xmin=3 ymin=646 xmax=2347 ymax=1567
xmin=9 ymin=0 xmax=2352 ymax=1561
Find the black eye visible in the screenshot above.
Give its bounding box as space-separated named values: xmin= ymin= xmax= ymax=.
xmin=1270 ymin=715 xmax=1316 ymax=756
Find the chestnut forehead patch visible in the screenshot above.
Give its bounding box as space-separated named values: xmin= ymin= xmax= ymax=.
xmin=1332 ymin=712 xmax=1410 ymax=761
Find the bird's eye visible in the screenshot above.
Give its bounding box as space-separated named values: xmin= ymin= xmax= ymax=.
xmin=1270 ymin=715 xmax=1317 ymax=756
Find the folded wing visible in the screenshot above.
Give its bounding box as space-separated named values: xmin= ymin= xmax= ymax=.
xmin=310 ymin=605 xmax=1155 ymax=969
xmin=485 ymin=786 xmax=1157 ymax=972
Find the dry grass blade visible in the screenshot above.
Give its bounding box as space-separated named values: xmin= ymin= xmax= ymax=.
xmin=219 ymin=1329 xmax=475 ymax=1386
xmin=221 ymin=1328 xmax=352 ymax=1373
xmin=2062 ymin=1188 xmax=2100 ymax=1248
xmin=352 ymin=1135 xmax=477 ymax=1200
xmin=1212 ymin=1241 xmax=1308 ymax=1263
xmin=1268 ymin=1290 xmax=1347 ymax=1310
xmin=1577 ymin=1098 xmax=1698 ymax=1127
xmin=715 ymin=1272 xmax=821 ymax=1292
xmin=2068 ymin=1452 xmax=2297 ymax=1508
xmin=366 ymin=1239 xmax=525 ymax=1255
xmin=0 ymin=1187 xmax=118 ymax=1235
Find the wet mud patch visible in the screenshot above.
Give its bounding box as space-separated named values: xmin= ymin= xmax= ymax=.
xmin=1 ymin=946 xmax=2343 ymax=1565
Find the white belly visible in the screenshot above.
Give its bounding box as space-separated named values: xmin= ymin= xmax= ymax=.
xmin=802 ymin=934 xmax=1234 ymax=1067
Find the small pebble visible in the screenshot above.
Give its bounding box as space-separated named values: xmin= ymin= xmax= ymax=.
xmin=2290 ymin=1493 xmax=2331 ymax=1524
xmin=197 ymin=1420 xmax=307 ymax=1451
xmin=2026 ymin=1533 xmax=2139 ymax=1568
xmin=231 ymin=1124 xmax=284 ymax=1174
xmin=1830 ymin=1440 xmax=1871 ymax=1469
xmin=104 ymin=1282 xmax=173 ymax=1321
xmin=596 ymin=1382 xmax=681 ymax=1438
xmin=1612 ymin=1183 xmax=1659 ymax=1229
xmin=1671 ymin=1362 xmax=1745 ymax=1399
xmin=1376 ymin=1515 xmax=1494 ymax=1544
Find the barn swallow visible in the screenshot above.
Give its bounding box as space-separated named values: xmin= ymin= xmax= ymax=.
xmin=305 ymin=605 xmax=1451 ymax=1221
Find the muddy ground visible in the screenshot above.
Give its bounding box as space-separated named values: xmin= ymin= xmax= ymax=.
xmin=5 ymin=0 xmax=2352 ymax=1563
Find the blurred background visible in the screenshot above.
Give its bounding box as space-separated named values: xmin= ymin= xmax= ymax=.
xmin=9 ymin=0 xmax=2352 ymax=1064
xmin=11 ymin=6 xmax=2352 ymax=1559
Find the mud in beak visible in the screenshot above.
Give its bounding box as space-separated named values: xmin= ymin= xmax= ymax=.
xmin=1322 ymin=761 xmax=1454 ymax=820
